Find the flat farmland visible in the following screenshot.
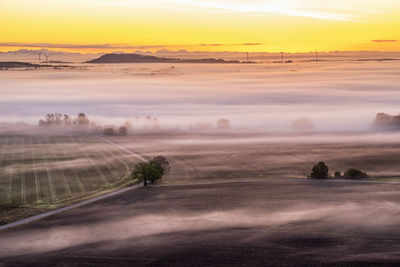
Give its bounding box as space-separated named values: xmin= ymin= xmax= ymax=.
xmin=2 ymin=179 xmax=400 ymax=266
xmin=0 ymin=135 xmax=141 ymax=224
xmin=110 ymin=132 xmax=400 ymax=184
xmin=2 ymin=131 xmax=400 ymax=225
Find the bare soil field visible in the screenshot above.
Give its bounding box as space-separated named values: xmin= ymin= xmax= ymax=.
xmin=1 ymin=179 xmax=400 ymax=266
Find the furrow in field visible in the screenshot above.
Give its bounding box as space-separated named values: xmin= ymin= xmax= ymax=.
xmin=68 ymin=136 xmax=109 ymax=185
xmin=92 ymin=137 xmax=132 ymax=176
xmin=74 ymin=136 xmax=117 ymax=190
xmin=0 ymin=136 xmax=9 ymax=203
xmin=10 ymin=136 xmax=24 ymax=205
xmin=48 ymin=136 xmax=72 ymax=197
xmin=30 ymin=136 xmax=41 ymax=202
xmin=38 ymin=138 xmax=58 ymax=202
xmin=20 ymin=136 xmax=26 ymax=204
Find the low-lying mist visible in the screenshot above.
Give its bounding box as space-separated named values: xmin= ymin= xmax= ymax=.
xmin=1 ymin=61 xmax=400 ymax=133
xmin=1 ymin=181 xmax=400 ymax=260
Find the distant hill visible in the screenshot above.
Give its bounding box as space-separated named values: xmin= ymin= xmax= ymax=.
xmin=86 ymin=53 xmax=243 ymax=64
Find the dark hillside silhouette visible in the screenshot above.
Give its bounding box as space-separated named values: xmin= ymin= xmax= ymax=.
xmin=86 ymin=53 xmax=244 ymax=64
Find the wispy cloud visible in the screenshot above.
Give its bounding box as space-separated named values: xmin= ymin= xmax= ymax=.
xmin=161 ymin=0 xmax=354 ymax=21
xmin=0 ymin=42 xmax=265 ymax=51
xmin=62 ymin=0 xmax=354 ymax=21
xmin=371 ymin=40 xmax=398 ymax=43
xmin=0 ymin=42 xmax=167 ymax=50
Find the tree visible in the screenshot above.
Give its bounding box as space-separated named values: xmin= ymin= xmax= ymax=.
xmin=77 ymin=113 xmax=89 ymax=125
xmin=132 ymin=162 xmax=162 ymax=186
xmin=103 ymin=128 xmax=114 ymax=136
xmin=343 ymin=168 xmax=368 ymax=179
xmin=310 ymin=162 xmax=329 ymax=179
xmin=119 ymin=126 xmax=128 ymax=136
xmin=149 ymin=156 xmax=170 ymax=175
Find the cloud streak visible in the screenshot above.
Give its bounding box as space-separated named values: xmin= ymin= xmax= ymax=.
xmin=0 ymin=42 xmax=264 ymax=51
xmin=372 ymin=40 xmax=398 ymax=43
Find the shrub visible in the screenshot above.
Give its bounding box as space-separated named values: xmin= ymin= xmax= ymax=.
xmin=131 ymin=162 xmax=162 ymax=186
xmin=309 ymin=162 xmax=329 ymax=179
xmin=334 ymin=171 xmax=342 ymax=178
xmin=343 ymin=168 xmax=368 ymax=179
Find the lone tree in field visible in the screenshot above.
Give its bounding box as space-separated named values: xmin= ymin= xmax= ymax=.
xmin=310 ymin=162 xmax=329 ymax=179
xmin=343 ymin=168 xmax=368 ymax=179
xmin=149 ymin=155 xmax=170 ymax=175
xmin=132 ymin=162 xmax=162 ymax=186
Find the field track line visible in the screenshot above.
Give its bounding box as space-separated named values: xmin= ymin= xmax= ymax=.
xmin=0 ymin=183 xmax=143 ymax=231
xmin=0 ymin=138 xmax=148 ymax=231
xmin=20 ymin=136 xmax=26 ymax=204
xmin=30 ymin=137 xmax=40 ymax=202
xmin=39 ymin=138 xmax=58 ymax=202
xmin=8 ymin=137 xmax=15 ymax=204
xmin=48 ymin=136 xmax=72 ymax=197
xmin=71 ymin=136 xmax=109 ymax=185
xmin=96 ymin=136 xmax=149 ymax=163
xmin=0 ymin=135 xmax=8 ymax=167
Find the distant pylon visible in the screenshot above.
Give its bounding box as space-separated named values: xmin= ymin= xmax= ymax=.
xmin=246 ymin=52 xmax=249 ymax=62
xmin=280 ymin=52 xmax=284 ymax=63
xmin=38 ymin=52 xmax=41 ymax=63
xmin=315 ymin=51 xmax=318 ymax=62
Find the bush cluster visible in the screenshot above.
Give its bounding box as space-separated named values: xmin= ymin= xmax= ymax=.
xmin=309 ymin=162 xmax=368 ymax=179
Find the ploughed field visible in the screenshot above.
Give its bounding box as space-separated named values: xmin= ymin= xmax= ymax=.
xmin=0 ymin=135 xmax=141 ymax=224
xmin=2 ymin=132 xmax=400 ymax=224
xmin=2 ymin=179 xmax=400 ymax=266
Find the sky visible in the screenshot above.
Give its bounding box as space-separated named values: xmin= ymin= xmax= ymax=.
xmin=1 ymin=0 xmax=400 ymax=53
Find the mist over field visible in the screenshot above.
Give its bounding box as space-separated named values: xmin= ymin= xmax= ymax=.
xmin=2 ymin=61 xmax=400 ymax=266
xmin=2 ymin=61 xmax=400 ymax=132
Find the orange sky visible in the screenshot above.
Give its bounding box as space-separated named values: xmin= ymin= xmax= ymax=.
xmin=1 ymin=0 xmax=400 ymax=53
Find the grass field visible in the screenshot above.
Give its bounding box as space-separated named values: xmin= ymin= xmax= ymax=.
xmin=0 ymin=135 xmax=141 ymax=224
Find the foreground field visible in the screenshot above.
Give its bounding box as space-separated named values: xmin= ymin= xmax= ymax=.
xmin=0 ymin=135 xmax=141 ymax=224
xmin=2 ymin=131 xmax=400 ymax=224
xmin=1 ymin=179 xmax=400 ymax=266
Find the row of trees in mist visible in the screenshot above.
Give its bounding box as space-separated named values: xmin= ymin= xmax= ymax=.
xmin=39 ymin=113 xmax=90 ymax=127
xmin=309 ymin=162 xmax=369 ymax=179
xmin=37 ymin=113 xmax=165 ymax=136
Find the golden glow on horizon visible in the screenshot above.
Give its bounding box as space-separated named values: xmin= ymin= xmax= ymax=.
xmin=1 ymin=0 xmax=400 ymax=53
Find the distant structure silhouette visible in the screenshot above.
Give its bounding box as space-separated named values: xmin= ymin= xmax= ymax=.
xmin=315 ymin=51 xmax=318 ymax=62
xmin=280 ymin=52 xmax=284 ymax=63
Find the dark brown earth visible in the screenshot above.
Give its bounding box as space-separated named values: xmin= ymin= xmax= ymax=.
xmin=1 ymin=179 xmax=400 ymax=266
